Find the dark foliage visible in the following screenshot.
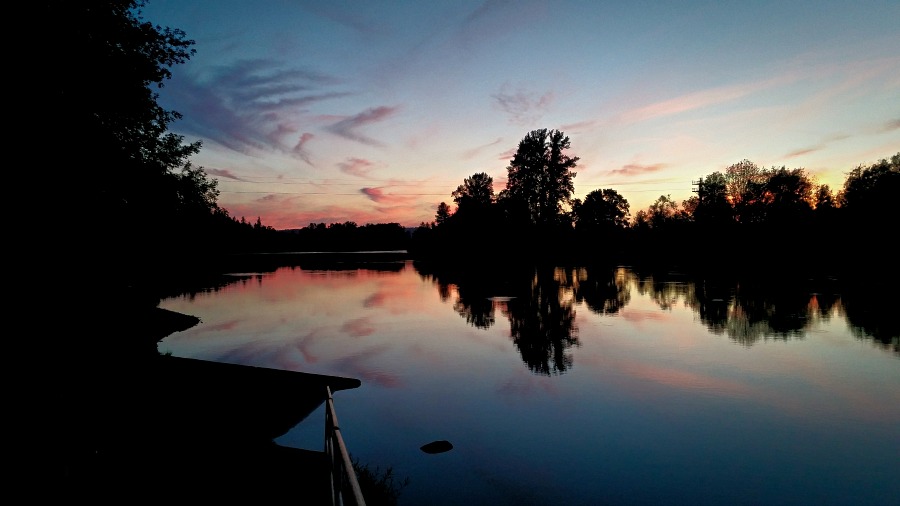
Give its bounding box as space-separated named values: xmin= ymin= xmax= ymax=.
xmin=352 ymin=457 xmax=410 ymax=506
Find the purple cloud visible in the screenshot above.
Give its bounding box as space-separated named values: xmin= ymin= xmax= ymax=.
xmin=292 ymin=132 xmax=315 ymax=165
xmin=463 ymin=137 xmax=503 ymax=159
xmin=338 ymin=157 xmax=375 ymax=177
xmin=498 ymin=147 xmax=517 ymax=160
xmin=360 ymin=187 xmax=418 ymax=205
xmin=361 ymin=187 xmax=389 ymax=203
xmin=492 ymin=85 xmax=554 ymax=126
xmin=204 ymin=167 xmax=248 ymax=181
xmin=784 ymin=133 xmax=851 ymax=159
xmin=158 ymin=58 xmax=347 ymax=154
xmin=609 ymin=163 xmax=667 ymax=176
xmin=326 ymin=106 xmax=399 ymax=146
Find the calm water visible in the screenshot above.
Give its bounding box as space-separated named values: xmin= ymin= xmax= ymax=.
xmin=158 ymin=258 xmax=899 ymax=506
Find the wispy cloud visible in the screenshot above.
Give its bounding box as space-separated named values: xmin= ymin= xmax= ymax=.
xmin=338 ymin=157 xmax=375 ymax=177
xmin=340 ymin=317 xmax=376 ymax=337
xmin=784 ymin=147 xmax=819 ymax=158
xmin=204 ymin=167 xmax=248 ymax=181
xmin=161 ymin=58 xmax=347 ymax=154
xmin=560 ymin=119 xmax=599 ymax=133
xmin=360 ymin=187 xmax=419 ymax=205
xmin=458 ymin=0 xmax=547 ymax=52
xmin=326 ymin=106 xmax=399 ymax=146
xmin=492 ymin=84 xmax=554 ymax=126
xmin=882 ymin=118 xmax=900 ymax=132
xmin=498 ymin=147 xmax=517 ymax=160
xmin=291 ymin=132 xmax=315 ymax=165
xmin=299 ymin=3 xmax=384 ymax=37
xmin=618 ymin=75 xmax=792 ymax=125
xmin=463 ymin=137 xmax=503 ymax=159
xmin=608 ymin=163 xmax=668 ymax=177
xmin=784 ymin=133 xmax=851 ymax=159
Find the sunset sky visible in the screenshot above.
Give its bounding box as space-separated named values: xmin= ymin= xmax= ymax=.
xmin=140 ymin=0 xmax=900 ymax=229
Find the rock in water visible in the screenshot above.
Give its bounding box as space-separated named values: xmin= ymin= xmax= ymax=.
xmin=420 ymin=440 xmax=453 ymax=454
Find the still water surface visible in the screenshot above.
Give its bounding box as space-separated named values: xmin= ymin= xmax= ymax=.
xmin=158 ymin=258 xmax=899 ymax=505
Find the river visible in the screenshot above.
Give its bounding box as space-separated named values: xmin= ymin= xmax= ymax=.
xmin=157 ymin=256 xmax=899 ymax=505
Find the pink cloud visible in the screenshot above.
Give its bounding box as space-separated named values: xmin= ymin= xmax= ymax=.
xmin=292 ymin=132 xmax=315 ymax=165
xmin=498 ymin=147 xmax=517 ymax=160
xmin=326 ymin=105 xmax=399 ymax=146
xmin=268 ymin=122 xmax=298 ymax=148
xmin=609 ymin=163 xmax=667 ymax=176
xmin=338 ymin=157 xmax=375 ymax=177
xmin=560 ymin=119 xmax=598 ymax=132
xmin=784 ymin=133 xmax=851 ymax=159
xmin=341 ymin=317 xmax=376 ymax=337
xmin=360 ymin=187 xmax=419 ymax=205
xmin=618 ymin=75 xmax=791 ymax=125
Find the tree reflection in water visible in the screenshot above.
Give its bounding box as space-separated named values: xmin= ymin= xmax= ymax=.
xmin=414 ymin=261 xmax=899 ymax=372
xmin=416 ymin=262 xmax=635 ymax=375
xmin=502 ymin=266 xmax=579 ymax=375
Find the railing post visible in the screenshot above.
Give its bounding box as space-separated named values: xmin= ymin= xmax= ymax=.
xmin=325 ymin=386 xmax=366 ymax=506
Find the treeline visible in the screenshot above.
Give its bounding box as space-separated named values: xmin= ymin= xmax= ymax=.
xmin=281 ymin=222 xmax=411 ymax=252
xmin=408 ymin=128 xmax=899 ymax=279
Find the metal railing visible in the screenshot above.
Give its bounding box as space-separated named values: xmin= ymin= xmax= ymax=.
xmin=325 ymin=386 xmax=366 ymax=506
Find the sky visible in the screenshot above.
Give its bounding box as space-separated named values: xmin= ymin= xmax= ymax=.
xmin=140 ymin=0 xmax=900 ymax=230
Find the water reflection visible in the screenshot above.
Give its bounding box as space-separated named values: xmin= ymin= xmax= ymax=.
xmin=166 ymin=258 xmax=898 ymax=369
xmin=572 ymin=266 xmax=631 ymax=315
xmin=413 ymin=262 xmax=898 ymax=361
xmin=504 ymin=266 xmax=579 ymax=375
xmin=415 ymin=263 xmax=583 ymax=375
xmin=158 ymin=257 xmax=899 ymax=505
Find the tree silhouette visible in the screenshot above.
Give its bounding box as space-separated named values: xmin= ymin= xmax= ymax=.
xmin=500 ymin=129 xmax=578 ymax=227
xmin=692 ymin=171 xmax=733 ymax=225
xmin=573 ymin=189 xmax=631 ymax=232
xmin=452 ymin=172 xmax=495 ymax=216
xmin=838 ymin=153 xmax=900 ymax=216
xmin=435 ymin=202 xmax=452 ymax=225
xmin=31 ymin=1 xmax=223 ymax=291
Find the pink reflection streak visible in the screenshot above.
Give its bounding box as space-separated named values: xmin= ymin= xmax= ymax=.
xmin=201 ymin=319 xmax=242 ymax=332
xmin=408 ymin=342 xmax=447 ymax=367
xmin=577 ymin=345 xmax=898 ymax=423
xmin=341 ymin=316 xmax=376 ymax=337
xmin=362 ymin=279 xmax=439 ymax=316
xmin=620 ymin=362 xmax=754 ymax=397
xmin=759 ymin=352 xmax=900 ymax=422
xmin=619 ymin=309 xmax=672 ymax=326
